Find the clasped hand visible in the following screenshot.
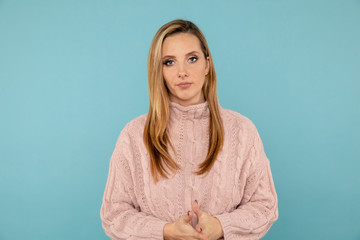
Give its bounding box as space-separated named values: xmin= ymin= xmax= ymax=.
xmin=163 ymin=201 xmax=224 ymax=240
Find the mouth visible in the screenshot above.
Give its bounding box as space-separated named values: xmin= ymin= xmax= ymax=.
xmin=176 ymin=82 xmax=192 ymax=88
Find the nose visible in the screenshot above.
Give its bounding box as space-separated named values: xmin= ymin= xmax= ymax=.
xmin=177 ymin=63 xmax=188 ymax=79
xmin=178 ymin=72 xmax=188 ymax=78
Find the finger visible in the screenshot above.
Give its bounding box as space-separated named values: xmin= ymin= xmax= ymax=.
xmin=192 ymin=200 xmax=202 ymax=218
xmin=195 ymin=223 xmax=202 ymax=233
xmin=183 ymin=210 xmax=193 ymax=223
xmin=193 ymin=230 xmax=208 ymax=240
xmin=199 ymin=232 xmax=208 ymax=240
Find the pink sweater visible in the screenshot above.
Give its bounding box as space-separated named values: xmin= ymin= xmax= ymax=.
xmin=100 ymin=102 xmax=278 ymax=239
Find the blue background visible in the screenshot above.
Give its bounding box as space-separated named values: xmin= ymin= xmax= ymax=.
xmin=1 ymin=0 xmax=359 ymax=239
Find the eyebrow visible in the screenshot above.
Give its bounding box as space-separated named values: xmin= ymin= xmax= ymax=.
xmin=162 ymin=51 xmax=201 ymax=60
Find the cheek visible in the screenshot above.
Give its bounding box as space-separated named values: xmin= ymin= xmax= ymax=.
xmin=162 ymin=69 xmax=174 ymax=93
xmin=162 ymin=67 xmax=174 ymax=80
xmin=193 ymin=68 xmax=207 ymax=80
xmin=191 ymin=63 xmax=208 ymax=77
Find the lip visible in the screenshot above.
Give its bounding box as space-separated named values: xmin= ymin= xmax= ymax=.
xmin=176 ymin=82 xmax=192 ymax=88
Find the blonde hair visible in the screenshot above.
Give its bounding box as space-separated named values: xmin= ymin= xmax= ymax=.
xmin=144 ymin=19 xmax=224 ymax=182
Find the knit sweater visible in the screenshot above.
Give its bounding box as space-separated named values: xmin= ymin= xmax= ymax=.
xmin=100 ymin=102 xmax=278 ymax=240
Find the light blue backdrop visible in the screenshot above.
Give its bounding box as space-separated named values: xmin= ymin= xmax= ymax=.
xmin=1 ymin=0 xmax=359 ymax=239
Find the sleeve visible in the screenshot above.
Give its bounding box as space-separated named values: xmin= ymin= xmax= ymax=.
xmin=100 ymin=126 xmax=168 ymax=240
xmin=215 ymin=124 xmax=279 ymax=240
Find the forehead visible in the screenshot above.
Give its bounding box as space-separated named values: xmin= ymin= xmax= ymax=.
xmin=162 ymin=33 xmax=202 ymax=55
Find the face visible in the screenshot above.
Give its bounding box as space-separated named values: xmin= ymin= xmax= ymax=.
xmin=162 ymin=33 xmax=209 ymax=106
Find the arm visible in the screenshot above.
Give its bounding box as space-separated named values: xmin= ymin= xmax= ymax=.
xmin=215 ymin=126 xmax=278 ymax=239
xmin=100 ymin=128 xmax=167 ymax=240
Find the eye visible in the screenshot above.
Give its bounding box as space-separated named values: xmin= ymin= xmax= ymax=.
xmin=188 ymin=56 xmax=198 ymax=63
xmin=163 ymin=60 xmax=174 ymax=66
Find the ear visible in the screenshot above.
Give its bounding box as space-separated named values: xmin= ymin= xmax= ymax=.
xmin=205 ymin=56 xmax=210 ymax=75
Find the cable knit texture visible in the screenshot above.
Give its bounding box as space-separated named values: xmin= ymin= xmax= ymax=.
xmin=100 ymin=102 xmax=278 ymax=239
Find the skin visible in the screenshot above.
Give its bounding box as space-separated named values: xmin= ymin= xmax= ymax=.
xmin=161 ymin=33 xmax=224 ymax=239
xmin=162 ymin=33 xmax=210 ymax=107
xmin=192 ymin=201 xmax=224 ymax=240
xmin=163 ymin=211 xmax=208 ymax=240
xmin=163 ymin=201 xmax=224 ymax=240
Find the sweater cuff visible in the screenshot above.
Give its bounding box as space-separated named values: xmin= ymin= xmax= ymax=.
xmin=148 ymin=220 xmax=167 ymax=239
xmin=215 ymin=212 xmax=232 ymax=239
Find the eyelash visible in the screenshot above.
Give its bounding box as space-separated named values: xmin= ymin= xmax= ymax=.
xmin=164 ymin=60 xmax=174 ymax=66
xmin=163 ymin=56 xmax=199 ymax=66
xmin=189 ymin=57 xmax=199 ymax=63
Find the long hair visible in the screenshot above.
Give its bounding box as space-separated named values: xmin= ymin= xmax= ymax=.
xmin=144 ymin=19 xmax=224 ymax=182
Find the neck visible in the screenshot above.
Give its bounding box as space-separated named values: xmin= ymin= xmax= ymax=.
xmin=169 ymin=95 xmax=205 ymax=107
xmin=169 ymin=101 xmax=209 ymax=121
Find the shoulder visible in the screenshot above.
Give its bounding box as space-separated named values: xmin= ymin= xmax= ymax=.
xmin=219 ymin=107 xmax=268 ymax=167
xmin=220 ymin=107 xmax=258 ymax=136
xmin=116 ymin=114 xmax=148 ymax=145
xmin=123 ymin=114 xmax=148 ymax=133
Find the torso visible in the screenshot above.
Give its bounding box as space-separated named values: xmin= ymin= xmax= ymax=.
xmin=121 ymin=102 xmax=256 ymax=227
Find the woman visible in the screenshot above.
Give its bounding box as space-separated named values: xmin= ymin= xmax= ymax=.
xmin=100 ymin=19 xmax=278 ymax=240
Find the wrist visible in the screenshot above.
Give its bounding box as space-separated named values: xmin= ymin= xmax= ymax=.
xmin=215 ymin=217 xmax=224 ymax=238
xmin=163 ymin=223 xmax=171 ymax=240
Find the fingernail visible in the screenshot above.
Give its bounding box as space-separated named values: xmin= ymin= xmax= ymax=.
xmin=187 ymin=210 xmax=190 ymax=216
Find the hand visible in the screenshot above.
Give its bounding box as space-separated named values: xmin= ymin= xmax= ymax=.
xmin=192 ymin=201 xmax=224 ymax=240
xmin=163 ymin=211 xmax=208 ymax=240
